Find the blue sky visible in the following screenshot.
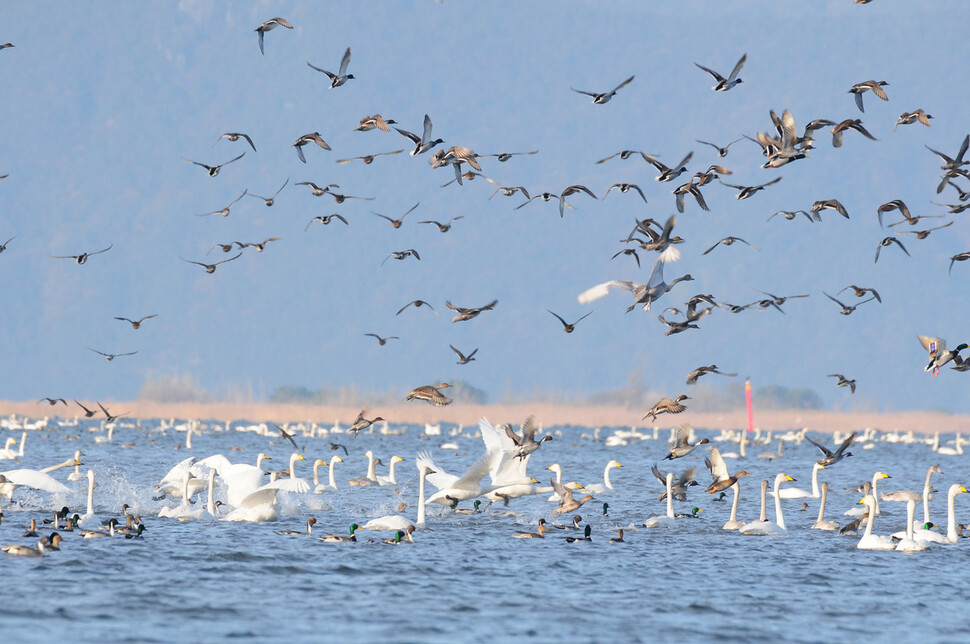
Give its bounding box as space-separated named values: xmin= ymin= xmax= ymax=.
xmin=2 ymin=2 xmax=969 ymax=412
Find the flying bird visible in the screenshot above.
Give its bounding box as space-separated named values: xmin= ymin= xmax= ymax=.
xmin=38 ymin=397 xmax=67 ymax=406
xmin=811 ymin=199 xmax=849 ymax=219
xmin=894 ymin=109 xmax=932 ymax=131
xmin=848 ymin=80 xmax=889 ymax=112
xmin=830 ymin=119 xmax=877 ymax=148
xmin=364 ymin=333 xmax=399 ymax=346
xmin=547 ymin=309 xmax=592 ymax=333
xmin=0 ymin=236 xmax=14 ymax=253
xmin=382 ymin=249 xmax=420 ymax=266
xmin=918 ymin=336 xmax=969 ymax=375
xmin=86 ymin=348 xmax=137 ymax=362
xmin=490 ymin=186 xmax=531 ymax=200
xmin=647 ymin=152 xmax=693 ymax=182
xmin=827 ymin=374 xmax=857 ymax=395
xmin=354 ymin=115 xmax=396 ymax=132
xmin=696 ymin=138 xmax=743 ymax=157
xmin=248 ymin=178 xmax=288 ymax=206
xmin=396 ymin=300 xmax=437 ymax=316
xmin=114 ymin=314 xmax=157 ymax=330
xmin=292 ymin=133 xmax=331 ymax=163
xmin=808 ymin=431 xmax=857 ymax=466
xmin=255 ymin=17 xmax=293 ymax=55
xmin=559 ymin=185 xmax=597 ymax=217
xmin=694 ymin=53 xmax=746 ymax=91
xmin=450 ymin=345 xmax=478 ymax=365
xmin=196 ymin=190 xmax=248 ymax=217
xmin=213 ymin=132 xmax=256 ymax=152
xmin=406 ymin=383 xmax=453 ymax=406
xmin=336 ymin=150 xmax=403 ymax=165
xmin=603 ymin=183 xmax=647 ymax=204
xmin=296 ymin=181 xmax=338 ymax=197
xmin=642 ymin=395 xmax=690 ymax=422
xmin=874 ymin=236 xmax=910 ymax=263
xmin=571 ymin=75 xmax=635 ymax=104
xmin=236 ymin=237 xmax=282 ymax=252
xmin=307 ymin=47 xmax=355 ymax=88
xmin=395 ymin=114 xmax=443 ymax=156
xmin=578 ymin=250 xmax=692 ymax=313
xmin=824 ymin=291 xmax=875 ymax=315
xmin=181 ymin=252 xmax=242 ymax=274
xmin=949 ymin=251 xmax=970 ymax=275
xmin=720 ymin=176 xmax=782 ymax=199
xmin=304 ymin=214 xmax=348 ymax=231
xmin=446 ymin=300 xmax=498 ymax=322
xmin=183 ymin=152 xmax=245 ymax=177
xmin=51 ymin=244 xmax=113 ymax=264
xmin=703 ymin=236 xmax=759 ymax=255
xmin=838 ymin=285 xmax=881 ymax=303
xmin=482 ymin=150 xmax=538 ymax=162
xmin=596 ymin=150 xmax=657 ymax=164
xmin=686 ymin=365 xmax=737 ymax=385
xmin=373 ymin=203 xmax=419 ymax=229
xmin=418 ymin=216 xmax=464 ymax=233
xmin=349 ymin=410 xmax=384 ymax=436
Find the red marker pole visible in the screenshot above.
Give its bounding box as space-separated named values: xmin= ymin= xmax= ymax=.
xmin=745 ymin=378 xmax=753 ymax=434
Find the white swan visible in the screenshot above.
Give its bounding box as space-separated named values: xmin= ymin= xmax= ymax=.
xmin=722 ymin=482 xmax=745 ymax=530
xmin=419 ymin=450 xmax=497 ymax=506
xmin=377 ymin=456 xmax=404 ymax=486
xmin=77 ymin=469 xmax=103 ymax=529
xmin=908 ymin=483 xmax=968 ymax=544
xmin=0 ymin=436 xmax=18 ymax=460
xmin=583 ymin=460 xmax=623 ymax=495
xmin=221 ymin=486 xmax=280 ymax=522
xmin=935 ymin=432 xmax=963 ymax=456
xmin=67 ymin=450 xmax=85 ymax=481
xmin=739 ymin=480 xmax=769 ymax=534
xmin=741 ymin=474 xmax=793 ymax=535
xmin=159 ymin=472 xmax=203 ymax=520
xmin=314 ymin=456 xmax=343 ymax=493
xmin=544 ymin=463 xmax=583 ymax=502
xmin=811 ymin=481 xmax=839 ymax=530
xmin=856 ymin=495 xmax=895 ymax=550
xmin=895 ymin=500 xmax=928 ymax=553
xmin=644 ymin=472 xmax=675 ymax=528
xmin=349 ymin=450 xmax=380 ymax=487
xmin=262 ymin=453 xmax=310 ymax=494
xmin=0 ymin=459 xmax=73 ymax=499
xmin=195 ymin=452 xmax=272 ymax=508
xmin=845 ymin=471 xmax=890 ymax=516
xmin=777 ymin=462 xmax=823 ymax=499
xmin=155 ymin=456 xmax=208 ymax=499
xmin=362 ymin=462 xmax=431 ymax=530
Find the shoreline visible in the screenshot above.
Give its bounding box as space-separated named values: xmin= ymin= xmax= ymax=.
xmin=3 ymin=400 xmax=969 ymax=434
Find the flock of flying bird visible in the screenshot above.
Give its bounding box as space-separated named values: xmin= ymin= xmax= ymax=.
xmin=2 ymin=12 xmax=970 ymax=554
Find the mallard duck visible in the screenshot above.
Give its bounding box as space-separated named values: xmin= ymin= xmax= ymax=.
xmin=918 ymin=336 xmax=969 ymax=375
xmin=320 ymin=524 xmax=359 ymax=542
xmin=694 ymin=53 xmax=746 ymax=91
xmin=307 ymin=47 xmax=355 ymax=88
xmin=571 ymin=75 xmax=634 ymax=104
xmin=848 ymin=80 xmax=889 ymax=112
xmin=254 ymin=17 xmax=293 ymax=55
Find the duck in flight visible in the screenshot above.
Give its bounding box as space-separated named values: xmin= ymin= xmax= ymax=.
xmin=571 ymin=75 xmax=635 ymax=104
xmin=183 ymin=152 xmax=245 ymax=177
xmin=181 ymin=252 xmax=242 ymax=274
xmin=307 ymin=47 xmax=355 ymax=89
xmin=255 ymin=17 xmax=293 ymax=55
xmin=114 ymin=314 xmax=157 ymax=329
xmin=51 ymin=244 xmax=112 ymax=264
xmin=213 ymin=132 xmax=256 ymax=152
xmin=694 ymin=53 xmax=746 ymax=91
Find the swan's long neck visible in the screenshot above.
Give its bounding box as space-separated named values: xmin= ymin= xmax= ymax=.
xmin=871 ymin=473 xmax=882 ymax=514
xmin=729 ymin=482 xmax=740 ymax=522
xmin=18 ymin=432 xmax=25 ymax=457
xmin=289 ymin=454 xmax=298 ymax=478
xmin=185 ymin=427 xmax=193 ymax=450
xmin=73 ymin=450 xmax=81 ymax=478
xmin=665 ymin=473 xmax=674 ymax=518
xmin=922 ymin=469 xmax=935 ymax=524
xmin=905 ymin=500 xmax=916 ymax=541
xmin=933 ymin=432 xmax=940 ymax=451
xmin=811 ymin=463 xmax=821 ymax=498
xmin=816 ymin=483 xmax=827 ymax=523
xmin=329 ymin=460 xmax=338 ymax=489
xmin=366 ymin=453 xmax=376 ymax=480
xmin=207 ymin=470 xmax=215 ymax=517
xmin=603 ymin=463 xmax=614 ymax=490
xmin=256 ymin=454 xmax=267 ymax=469
xmin=773 ymin=474 xmax=786 ymax=530
xmin=758 ymin=482 xmax=767 ymax=522
xmin=957 ymin=434 xmax=964 ymax=455
xmin=947 ymin=485 xmax=959 ymax=542
xmin=388 ymin=459 xmax=398 ymax=485
xmin=86 ymin=471 xmax=95 ymax=515
xmin=181 ymin=473 xmax=191 ymax=508
xmin=739 ymin=432 xmax=746 ymax=458
xmin=862 ymin=498 xmax=875 ymax=538
xmin=313 ymin=461 xmax=322 ymax=487
xmin=417 ymin=466 xmax=427 ymax=526
xmin=552 ymin=465 xmax=563 ymax=484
